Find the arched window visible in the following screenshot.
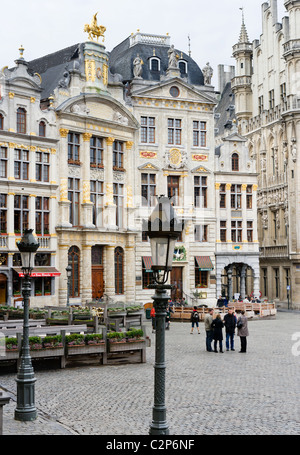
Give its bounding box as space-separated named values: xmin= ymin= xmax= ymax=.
xmin=232 ymin=153 xmax=239 ymax=171
xmin=16 ymin=107 xmax=26 ymax=134
xmin=68 ymin=246 xmax=80 ymax=297
xmin=179 ymin=60 xmax=187 ymax=74
xmin=0 ymin=114 xmax=3 ymax=130
xmin=114 ymin=247 xmax=124 ymax=295
xmin=39 ymin=121 xmax=46 ymax=137
xmin=149 ymin=57 xmax=160 ymax=72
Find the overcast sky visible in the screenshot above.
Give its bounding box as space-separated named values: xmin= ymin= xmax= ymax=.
xmin=1 ymin=0 xmax=288 ymax=89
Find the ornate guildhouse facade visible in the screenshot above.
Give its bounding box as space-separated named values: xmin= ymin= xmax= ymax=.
xmin=214 ymin=125 xmax=260 ymax=300
xmin=109 ymin=32 xmax=218 ymax=305
xmin=0 ymin=49 xmax=59 ymax=306
xmin=232 ymin=0 xmax=300 ymax=307
xmin=26 ymin=27 xmax=140 ymax=306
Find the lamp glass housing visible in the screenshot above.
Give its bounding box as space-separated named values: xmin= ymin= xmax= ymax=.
xmin=150 ymin=235 xmax=177 ymax=271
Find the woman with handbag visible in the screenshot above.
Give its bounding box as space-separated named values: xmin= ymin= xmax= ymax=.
xmin=237 ymin=310 xmax=249 ymax=353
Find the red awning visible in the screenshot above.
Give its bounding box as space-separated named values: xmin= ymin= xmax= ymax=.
xmin=13 ymin=267 xmax=61 ymax=277
xmin=195 ymin=256 xmax=214 ymax=271
xmin=142 ymin=256 xmax=153 ymax=272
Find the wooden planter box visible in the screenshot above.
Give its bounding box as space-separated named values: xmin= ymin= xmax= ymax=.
xmin=30 ymin=347 xmax=64 ymax=358
xmin=4 ymin=349 xmax=20 ymax=360
xmin=67 ymin=343 xmax=106 ymax=356
xmin=108 ymin=340 xmax=146 ymax=352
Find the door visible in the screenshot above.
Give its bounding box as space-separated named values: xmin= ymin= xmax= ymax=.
xmin=91 ymin=245 xmax=104 ymax=300
xmin=170 ymin=267 xmax=183 ymax=301
xmin=92 ymin=266 xmax=104 ymax=300
xmin=0 ymin=274 xmax=7 ymax=304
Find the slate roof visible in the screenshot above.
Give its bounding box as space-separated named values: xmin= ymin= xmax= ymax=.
xmin=27 ymin=44 xmax=84 ymax=100
xmin=214 ymin=82 xmax=236 ymax=138
xmin=109 ymin=36 xmax=204 ymax=86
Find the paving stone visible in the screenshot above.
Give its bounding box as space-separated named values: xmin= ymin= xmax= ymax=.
xmin=1 ymin=311 xmax=300 ymax=435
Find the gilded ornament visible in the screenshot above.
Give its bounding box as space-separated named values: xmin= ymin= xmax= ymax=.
xmin=83 ymin=132 xmax=92 ymax=142
xmin=84 ymin=13 xmax=106 ymax=42
xmin=59 ymin=128 xmax=69 ymax=138
xmin=85 ymin=59 xmax=96 ymax=82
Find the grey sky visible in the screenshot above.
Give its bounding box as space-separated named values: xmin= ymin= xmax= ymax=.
xmin=1 ymin=0 xmax=287 ymax=89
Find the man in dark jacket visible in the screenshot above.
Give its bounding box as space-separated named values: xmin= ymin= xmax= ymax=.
xmin=190 ymin=306 xmax=200 ymax=334
xmin=224 ymin=309 xmax=237 ymax=351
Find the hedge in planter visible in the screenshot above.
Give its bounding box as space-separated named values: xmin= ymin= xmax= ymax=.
xmin=5 ymin=337 xmax=18 ymax=351
xmin=107 ymin=331 xmax=126 ymax=343
xmin=65 ymin=333 xmax=85 ymax=346
xmin=85 ymin=333 xmax=104 ymax=345
xmin=42 ymin=335 xmax=63 ymax=348
xmin=126 ymin=328 xmax=144 ymax=341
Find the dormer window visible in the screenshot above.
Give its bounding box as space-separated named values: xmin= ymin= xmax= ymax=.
xmin=232 ymin=153 xmax=239 ymax=171
xmin=39 ymin=121 xmax=46 ymax=137
xmin=149 ymin=57 xmax=160 ymax=72
xmin=179 ymin=60 xmax=188 ymax=74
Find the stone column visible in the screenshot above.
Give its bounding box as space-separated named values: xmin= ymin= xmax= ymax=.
xmin=29 ymin=194 xmax=35 ymax=232
xmin=240 ymin=264 xmax=247 ymax=299
xmin=58 ymin=128 xmax=71 ymax=227
xmin=125 ymin=141 xmax=136 ymax=230
xmin=104 ymin=137 xmax=116 ymax=229
xmin=81 ymin=245 xmax=92 ymax=303
xmin=227 ymin=266 xmax=233 ymax=301
xmin=81 ymin=132 xmax=94 ymax=228
xmin=252 ymin=184 xmax=258 ymax=242
xmin=29 ymin=146 xmax=36 ymax=184
xmin=226 ymin=184 xmax=231 ymax=243
xmin=58 ymin=244 xmax=69 ymax=306
xmin=105 ymin=245 xmax=115 ymax=298
xmin=242 ymin=184 xmax=247 ymax=242
xmin=125 ymin=244 xmax=135 ymax=301
xmin=215 ymin=183 xmax=220 ymax=241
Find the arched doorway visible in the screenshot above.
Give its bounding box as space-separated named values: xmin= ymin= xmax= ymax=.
xmin=91 ymin=245 xmax=104 ymax=300
xmin=222 ymin=263 xmax=254 ymax=300
xmin=0 ymin=273 xmax=7 ymax=304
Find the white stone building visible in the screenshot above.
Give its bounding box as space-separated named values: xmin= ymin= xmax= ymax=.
xmin=231 ymin=0 xmax=300 ymax=307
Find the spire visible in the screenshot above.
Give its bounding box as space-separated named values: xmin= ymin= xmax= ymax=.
xmin=239 ymin=7 xmax=250 ymax=43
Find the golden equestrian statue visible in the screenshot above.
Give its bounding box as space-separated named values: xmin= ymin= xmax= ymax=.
xmin=84 ymin=13 xmax=106 ymax=42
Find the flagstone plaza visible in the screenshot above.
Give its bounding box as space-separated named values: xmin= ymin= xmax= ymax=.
xmin=1 ymin=310 xmax=300 ymax=436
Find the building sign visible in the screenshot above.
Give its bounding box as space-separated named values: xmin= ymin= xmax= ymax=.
xmin=192 ymin=154 xmax=208 ymax=162
xmin=140 ymin=151 xmax=157 ymax=159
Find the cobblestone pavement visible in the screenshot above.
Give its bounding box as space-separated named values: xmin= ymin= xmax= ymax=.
xmin=1 ymin=310 xmax=300 ymax=436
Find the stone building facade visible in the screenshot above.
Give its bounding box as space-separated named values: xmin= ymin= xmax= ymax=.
xmin=0 ymin=50 xmax=59 ymax=306
xmin=231 ymin=0 xmax=300 ymax=307
xmin=0 ymin=16 xmax=263 ymax=308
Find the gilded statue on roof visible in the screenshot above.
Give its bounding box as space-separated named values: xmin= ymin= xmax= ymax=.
xmin=84 ymin=13 xmax=106 ymax=42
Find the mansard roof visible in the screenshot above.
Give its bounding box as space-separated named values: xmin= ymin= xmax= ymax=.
xmin=109 ymin=33 xmax=205 ymax=86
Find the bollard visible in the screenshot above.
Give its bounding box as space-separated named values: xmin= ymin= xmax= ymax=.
xmin=0 ymin=391 xmax=11 ymax=435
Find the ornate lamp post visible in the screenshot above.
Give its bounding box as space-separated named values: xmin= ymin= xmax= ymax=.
xmin=145 ymin=196 xmax=183 ymax=435
xmin=15 ymin=229 xmax=39 ymax=421
xmin=66 ymin=265 xmax=72 ymax=306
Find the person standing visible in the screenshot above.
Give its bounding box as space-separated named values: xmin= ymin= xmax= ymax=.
xmin=237 ymin=310 xmax=249 ymax=353
xmin=190 ymin=306 xmax=200 ymax=334
xmin=211 ymin=313 xmax=224 ymax=353
xmin=224 ymin=308 xmax=237 ymax=351
xmin=204 ymin=309 xmax=214 ymax=351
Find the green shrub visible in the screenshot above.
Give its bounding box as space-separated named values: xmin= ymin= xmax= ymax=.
xmin=107 ymin=331 xmax=125 ymax=340
xmin=126 ymin=328 xmax=144 ymax=339
xmin=5 ymin=337 xmax=18 ymax=349
xmin=85 ymin=333 xmax=103 ymax=344
xmin=43 ymin=335 xmax=63 ymax=348
xmin=65 ymin=333 xmax=85 ymax=345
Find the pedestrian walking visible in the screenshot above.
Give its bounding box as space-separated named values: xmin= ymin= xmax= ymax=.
xmin=211 ymin=313 xmax=224 ymax=353
xmin=165 ymin=303 xmax=174 ymax=330
xmin=224 ymin=308 xmax=237 ymax=351
xmin=150 ymin=307 xmax=156 ymax=333
xmin=190 ymin=306 xmax=200 ymax=334
xmin=204 ymin=308 xmax=214 ymax=351
xmin=237 ymin=310 xmax=249 ymax=352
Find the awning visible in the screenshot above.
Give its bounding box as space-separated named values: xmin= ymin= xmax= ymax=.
xmin=195 ymin=256 xmax=214 ymax=271
xmin=142 ymin=256 xmax=153 ymax=272
xmin=13 ymin=267 xmax=61 ymax=277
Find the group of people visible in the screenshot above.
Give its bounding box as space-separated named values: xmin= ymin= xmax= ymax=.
xmin=191 ymin=306 xmax=249 ymax=353
xmin=216 ymin=295 xmax=261 ymax=308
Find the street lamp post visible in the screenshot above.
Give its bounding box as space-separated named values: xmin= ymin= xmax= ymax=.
xmin=15 ymin=229 xmax=39 ymax=422
xmin=66 ymin=265 xmax=72 ymax=306
xmin=145 ymin=196 xmax=183 ymax=435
